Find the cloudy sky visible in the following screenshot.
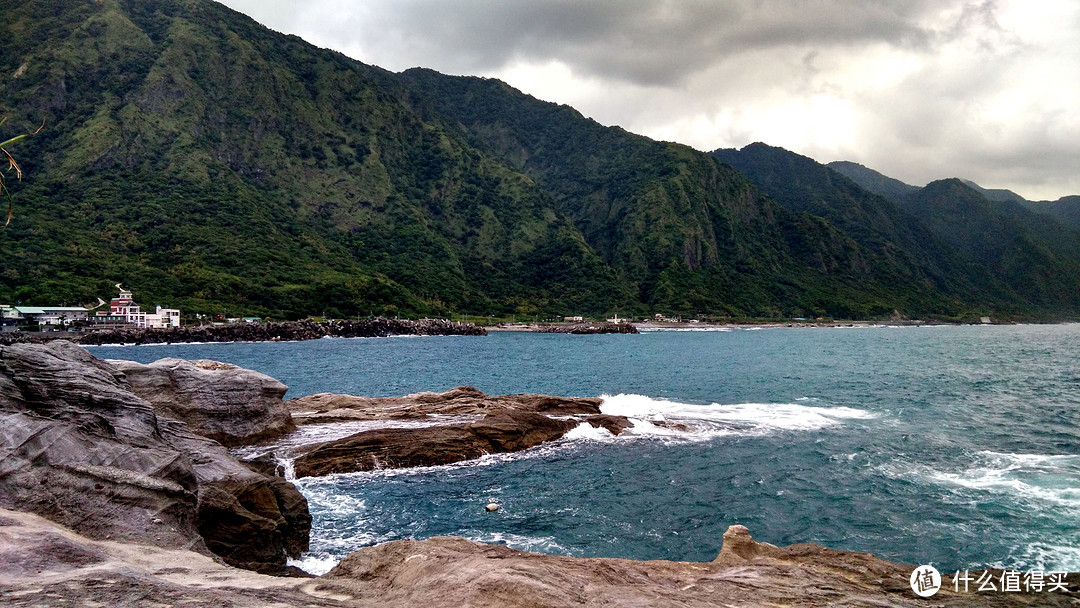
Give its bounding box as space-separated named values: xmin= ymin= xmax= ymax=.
xmin=218 ymin=0 xmax=1079 ymax=201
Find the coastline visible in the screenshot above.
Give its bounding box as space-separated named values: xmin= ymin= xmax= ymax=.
xmin=0 ymin=317 xmax=486 ymax=346
xmin=2 ymin=341 xmax=1077 ymax=606
xmin=487 ymin=319 xmax=933 ymax=332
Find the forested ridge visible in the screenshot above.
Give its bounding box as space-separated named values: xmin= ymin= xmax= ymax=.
xmin=1 ymin=0 xmax=1077 ymax=321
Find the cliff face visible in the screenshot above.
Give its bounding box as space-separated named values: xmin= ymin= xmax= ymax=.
xmin=0 ymin=341 xmax=310 ymax=574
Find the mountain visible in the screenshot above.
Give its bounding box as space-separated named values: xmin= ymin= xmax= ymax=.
xmin=723 ymin=146 xmax=1080 ymax=315
xmin=900 ymin=179 xmax=1080 ymax=311
xmin=959 ymin=180 xmax=1027 ymax=204
xmin=714 ymin=145 xmax=1011 ymax=311
xmin=830 ymin=161 xmax=1080 ymax=231
xmin=1023 ymin=195 xmax=1080 ymax=230
xmin=0 ymin=0 xmax=1076 ymax=320
xmin=1 ymin=0 xmax=630 ymax=319
xmin=826 ymin=161 xmax=920 ymax=201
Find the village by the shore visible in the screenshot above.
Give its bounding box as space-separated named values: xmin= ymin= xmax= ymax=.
xmin=4 ymin=283 xmax=1012 ymax=347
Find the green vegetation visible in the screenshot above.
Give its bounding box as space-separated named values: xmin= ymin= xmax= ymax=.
xmin=0 ymin=0 xmax=1076 ymax=321
xmin=0 ymin=115 xmax=42 ymax=225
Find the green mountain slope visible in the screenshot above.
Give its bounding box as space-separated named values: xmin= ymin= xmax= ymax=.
xmin=714 ymin=145 xmax=1020 ymax=308
xmin=720 ymin=146 xmax=1080 ymax=315
xmin=384 ymin=71 xmax=991 ymax=318
xmin=0 ymin=0 xmax=1076 ymax=320
xmin=825 ymin=161 xmax=920 ymax=202
xmin=1024 ymin=196 xmax=1080 ymax=230
xmin=0 ymin=0 xmax=631 ymax=318
xmin=901 ymin=179 xmax=1080 ymax=312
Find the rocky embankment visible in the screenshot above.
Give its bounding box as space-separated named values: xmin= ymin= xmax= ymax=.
xmin=285 ymin=386 xmax=632 ymax=477
xmin=0 ymin=317 xmax=486 ymax=346
xmin=534 ymin=322 xmax=639 ymax=334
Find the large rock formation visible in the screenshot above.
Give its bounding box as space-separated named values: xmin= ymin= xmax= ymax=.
xmin=293 ymin=410 xmax=580 ymax=477
xmin=287 ymin=385 xmax=606 ymax=423
xmin=0 ymin=341 xmax=203 ymax=551
xmin=109 ymin=358 xmax=294 ymax=447
xmin=0 ymin=342 xmax=309 ymax=574
xmin=159 ymin=419 xmax=311 ymax=572
xmin=286 ymin=387 xmax=631 ymax=477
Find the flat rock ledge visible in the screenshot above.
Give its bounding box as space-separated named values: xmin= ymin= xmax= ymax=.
xmin=2 ymin=508 xmax=1072 ymax=608
xmin=285 ymin=387 xmax=632 ymax=477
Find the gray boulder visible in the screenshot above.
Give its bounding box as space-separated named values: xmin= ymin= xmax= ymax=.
xmin=108 ymin=358 xmax=294 ymax=447
xmin=0 ymin=342 xmax=309 ymax=574
xmin=0 ymin=342 xmax=203 ymax=551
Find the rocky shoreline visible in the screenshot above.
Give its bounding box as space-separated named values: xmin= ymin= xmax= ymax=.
xmin=0 ymin=317 xmax=486 ymax=346
xmin=1 ymin=342 xmax=1075 ymax=606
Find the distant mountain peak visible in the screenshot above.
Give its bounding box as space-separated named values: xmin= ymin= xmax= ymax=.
xmin=826 ymin=161 xmax=919 ymax=203
xmin=958 ymin=179 xmax=1028 ymax=204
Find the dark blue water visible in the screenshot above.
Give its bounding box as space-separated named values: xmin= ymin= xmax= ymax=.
xmin=89 ymin=324 xmax=1080 ymax=574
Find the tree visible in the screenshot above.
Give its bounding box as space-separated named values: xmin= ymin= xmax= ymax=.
xmin=0 ymin=117 xmax=43 ymax=226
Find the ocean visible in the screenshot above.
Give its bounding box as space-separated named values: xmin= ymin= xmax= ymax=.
xmin=88 ymin=323 xmax=1080 ymax=575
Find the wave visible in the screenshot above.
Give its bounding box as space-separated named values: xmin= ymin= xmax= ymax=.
xmin=597 ymin=393 xmax=876 ymax=440
xmin=879 ymin=450 xmax=1080 ymax=510
xmin=1008 ymin=542 xmax=1080 ymax=573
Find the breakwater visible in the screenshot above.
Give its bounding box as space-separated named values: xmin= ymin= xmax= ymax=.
xmin=0 ymin=318 xmax=485 ymax=345
xmin=535 ymin=322 xmax=639 ymax=334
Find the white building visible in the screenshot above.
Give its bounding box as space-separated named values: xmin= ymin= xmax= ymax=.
xmin=4 ymin=306 xmax=90 ymax=326
xmin=106 ymin=284 xmax=181 ymax=329
xmin=146 ymin=305 xmax=181 ymax=329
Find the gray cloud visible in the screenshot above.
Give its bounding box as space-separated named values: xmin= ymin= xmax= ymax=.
xmin=219 ymin=0 xmax=1080 ymax=200
xmin=224 ymin=0 xmax=946 ymax=85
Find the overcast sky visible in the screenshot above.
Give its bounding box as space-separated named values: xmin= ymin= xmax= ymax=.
xmin=218 ymin=0 xmax=1079 ymax=201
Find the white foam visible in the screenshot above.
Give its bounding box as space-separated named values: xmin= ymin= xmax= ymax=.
xmin=880 ymin=451 xmax=1080 ymax=510
xmin=563 ymin=422 xmax=616 ymax=442
xmin=288 ymin=554 xmax=341 ymax=576
xmin=467 ymin=531 xmax=583 ymax=556
xmin=1010 ymin=542 xmax=1080 ymax=573
xmin=597 ymin=393 xmax=875 ymax=440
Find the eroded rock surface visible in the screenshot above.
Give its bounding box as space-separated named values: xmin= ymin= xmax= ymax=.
xmin=0 ymin=341 xmax=204 ymax=551
xmin=320 ymin=525 xmax=1074 ymax=607
xmin=293 ymin=410 xmax=580 ymax=477
xmin=285 ymin=387 xmax=627 ymax=477
xmin=0 ymin=342 xmax=309 ymax=575
xmin=287 ymin=385 xmax=605 ymax=423
xmin=109 ymin=357 xmax=294 ymax=446
xmin=5 ymin=508 xmax=1071 ymax=607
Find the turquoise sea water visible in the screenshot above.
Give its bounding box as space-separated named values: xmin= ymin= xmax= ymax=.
xmin=89 ymin=324 xmax=1080 ymax=574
